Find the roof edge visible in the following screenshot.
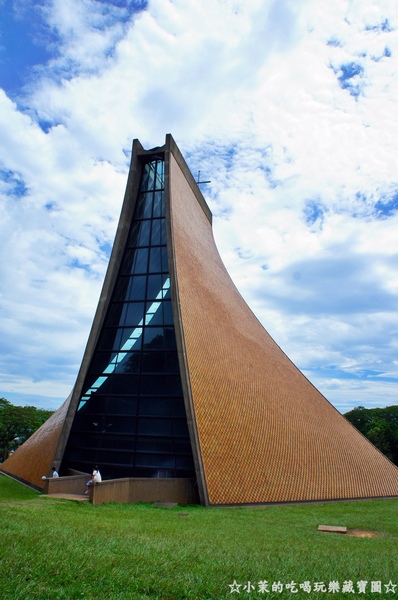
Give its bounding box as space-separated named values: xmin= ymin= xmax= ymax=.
xmin=165 ymin=134 xmax=212 ymax=225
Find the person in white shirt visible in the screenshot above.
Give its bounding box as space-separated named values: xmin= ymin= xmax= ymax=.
xmin=85 ymin=466 xmax=102 ymax=494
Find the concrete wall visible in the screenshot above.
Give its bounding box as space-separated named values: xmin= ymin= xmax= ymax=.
xmin=44 ymin=473 xmax=89 ymax=495
xmin=90 ymin=477 xmax=199 ymax=506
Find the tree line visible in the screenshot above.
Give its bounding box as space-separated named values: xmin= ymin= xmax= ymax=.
xmin=0 ymin=398 xmax=54 ymax=462
xmin=344 ymin=404 xmax=398 ymax=466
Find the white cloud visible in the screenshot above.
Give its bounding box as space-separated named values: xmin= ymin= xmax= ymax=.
xmin=0 ymin=0 xmax=398 ymax=412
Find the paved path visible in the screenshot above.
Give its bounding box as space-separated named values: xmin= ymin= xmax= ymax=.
xmin=41 ymin=493 xmax=89 ymax=502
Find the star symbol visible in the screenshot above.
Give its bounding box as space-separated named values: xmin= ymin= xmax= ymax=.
xmin=384 ymin=580 xmax=397 ymax=593
xmin=228 ymin=580 xmax=242 ymax=594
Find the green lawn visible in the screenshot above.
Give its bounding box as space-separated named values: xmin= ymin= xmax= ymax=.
xmin=0 ymin=473 xmax=397 ymax=599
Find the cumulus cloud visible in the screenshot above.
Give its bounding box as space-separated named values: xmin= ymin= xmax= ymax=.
xmin=0 ymin=0 xmax=397 ymax=412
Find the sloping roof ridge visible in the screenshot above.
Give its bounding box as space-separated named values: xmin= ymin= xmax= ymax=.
xmin=165 ymin=133 xmax=212 ymax=225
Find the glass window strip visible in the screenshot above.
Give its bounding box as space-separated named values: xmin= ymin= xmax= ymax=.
xmin=64 ymin=157 xmax=195 ymax=477
xmin=80 ymin=277 xmax=170 ymax=403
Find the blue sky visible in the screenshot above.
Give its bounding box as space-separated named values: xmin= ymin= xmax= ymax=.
xmin=0 ymin=0 xmax=398 ymax=414
xmin=0 ymin=2 xmax=50 ymax=92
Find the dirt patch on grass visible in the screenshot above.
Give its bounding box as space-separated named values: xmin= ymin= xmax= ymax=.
xmin=346 ymin=529 xmax=382 ymax=538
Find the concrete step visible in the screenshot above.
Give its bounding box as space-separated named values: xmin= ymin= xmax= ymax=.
xmin=42 ymin=493 xmax=89 ymax=502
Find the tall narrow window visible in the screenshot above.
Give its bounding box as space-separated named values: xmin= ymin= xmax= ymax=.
xmin=61 ymin=159 xmax=195 ymax=479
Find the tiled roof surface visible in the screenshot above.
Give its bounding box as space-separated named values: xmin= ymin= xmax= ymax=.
xmin=169 ymin=151 xmax=398 ymax=505
xmin=1 ymin=397 xmax=70 ymax=488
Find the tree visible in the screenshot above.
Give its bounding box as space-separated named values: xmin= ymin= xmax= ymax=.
xmin=344 ymin=405 xmax=398 ymax=466
xmin=0 ymin=398 xmax=53 ymax=461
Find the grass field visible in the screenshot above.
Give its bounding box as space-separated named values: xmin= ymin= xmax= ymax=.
xmin=0 ymin=473 xmax=397 ymax=599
